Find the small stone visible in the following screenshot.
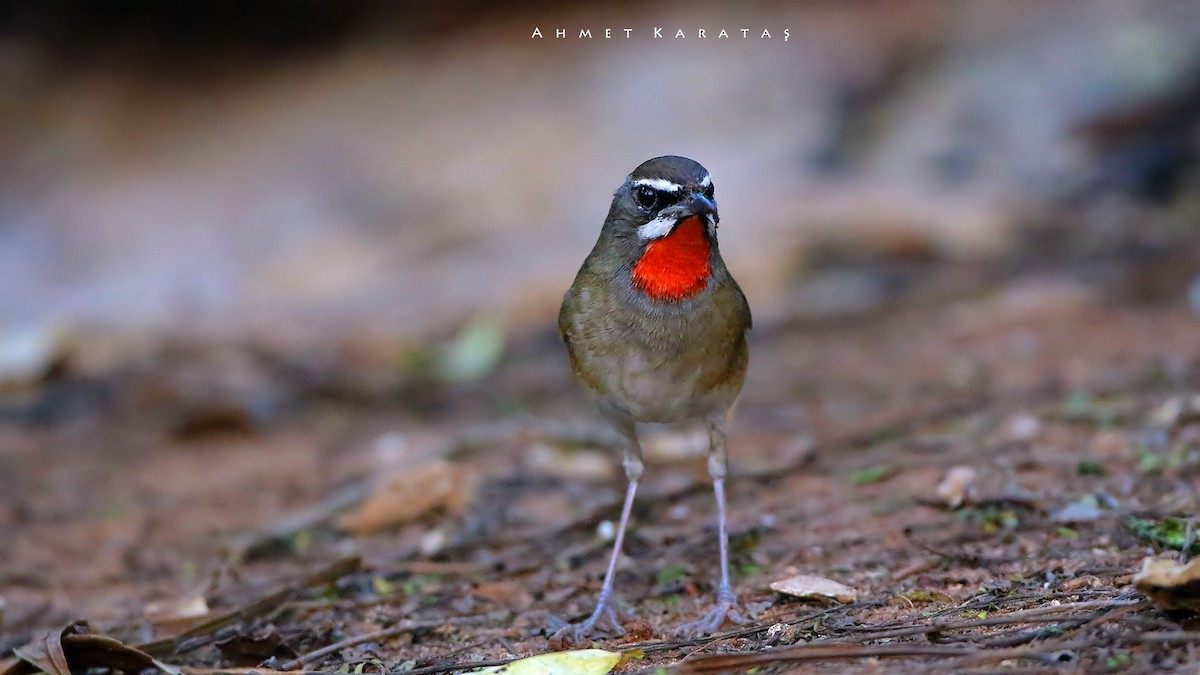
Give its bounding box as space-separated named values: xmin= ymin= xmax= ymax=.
xmin=597 ymin=520 xmax=615 ymax=540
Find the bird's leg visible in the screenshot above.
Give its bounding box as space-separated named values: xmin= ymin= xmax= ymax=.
xmin=554 ymin=420 xmax=643 ymax=641
xmin=675 ymin=415 xmax=750 ymax=637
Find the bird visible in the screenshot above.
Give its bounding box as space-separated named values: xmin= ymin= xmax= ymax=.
xmin=557 ymin=155 xmax=752 ymax=640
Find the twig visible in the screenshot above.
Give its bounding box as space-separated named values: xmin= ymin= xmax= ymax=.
xmin=1126 ymin=631 xmax=1200 ymax=645
xmin=676 ymin=598 xmax=1147 ymax=672
xmin=138 ymin=556 xmax=361 ymax=657
xmin=1049 ymin=600 xmax=1149 ymax=644
xmin=278 ymin=614 xmax=495 ymax=670
xmin=922 ymin=588 xmax=1126 ymax=620
xmin=869 ymin=597 xmax=1134 ymax=627
xmin=829 ymin=598 xmax=1142 ymax=643
xmin=677 ymin=641 xmax=1088 ymax=673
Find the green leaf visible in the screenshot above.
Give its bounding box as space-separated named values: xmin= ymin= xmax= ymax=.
xmin=1136 ymin=444 xmax=1162 ymax=474
xmin=1127 ymin=516 xmax=1200 ymax=554
xmin=656 ymin=564 xmax=689 ymax=586
xmin=292 ymin=529 xmax=313 ymax=553
xmin=440 ymin=314 xmax=506 ymax=383
xmin=848 ymin=464 xmax=894 ymax=486
xmin=900 ymin=589 xmax=953 ymax=604
xmin=737 ymin=563 xmax=764 ymax=576
xmin=1076 ymin=460 xmax=1106 ymax=476
xmin=372 ymin=575 xmax=394 ymax=596
xmin=1065 ymin=390 xmax=1092 ymax=415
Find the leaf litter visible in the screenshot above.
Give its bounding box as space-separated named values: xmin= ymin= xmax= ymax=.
xmin=9 ymin=130 xmax=1200 ymax=674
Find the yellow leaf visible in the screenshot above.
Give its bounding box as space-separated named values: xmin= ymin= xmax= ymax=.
xmin=473 ymin=649 xmax=621 ymax=674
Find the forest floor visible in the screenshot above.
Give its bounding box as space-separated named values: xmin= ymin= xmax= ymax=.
xmin=4 ymin=213 xmax=1200 ymax=674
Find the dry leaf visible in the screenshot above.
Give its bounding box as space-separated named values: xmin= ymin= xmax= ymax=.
xmin=472 ymin=649 xmax=621 ymax=674
xmin=769 ymin=574 xmax=858 ymax=603
xmin=11 ymin=624 xmax=72 ymax=675
xmin=144 ymin=596 xmax=210 ymax=622
xmin=6 ymin=621 xmax=180 ymax=675
xmin=933 ymin=466 xmax=976 ymax=508
xmin=1134 ymin=556 xmax=1200 ymax=612
xmin=339 ymin=460 xmax=479 ymax=534
xmin=214 ymin=626 xmax=297 ymax=665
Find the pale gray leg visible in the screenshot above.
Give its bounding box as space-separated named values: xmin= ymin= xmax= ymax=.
xmin=556 ymin=416 xmax=643 ymax=641
xmin=675 ymin=414 xmax=749 ymax=637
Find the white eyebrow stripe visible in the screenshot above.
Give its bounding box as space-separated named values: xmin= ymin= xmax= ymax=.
xmin=633 ymin=178 xmax=682 ymax=192
xmin=700 ymin=173 xmax=712 ymax=188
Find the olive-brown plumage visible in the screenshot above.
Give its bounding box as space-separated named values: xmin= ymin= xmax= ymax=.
xmin=557 ymin=156 xmax=752 ymax=640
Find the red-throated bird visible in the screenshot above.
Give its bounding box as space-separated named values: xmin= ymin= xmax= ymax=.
xmin=557 ymin=156 xmax=752 ymax=639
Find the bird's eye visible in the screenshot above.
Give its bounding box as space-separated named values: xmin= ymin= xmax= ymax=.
xmin=703 ymin=182 xmax=715 ymax=200
xmin=634 ymin=185 xmax=660 ymax=211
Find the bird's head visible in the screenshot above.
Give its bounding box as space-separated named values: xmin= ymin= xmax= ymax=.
xmin=608 ymin=155 xmax=718 ymax=241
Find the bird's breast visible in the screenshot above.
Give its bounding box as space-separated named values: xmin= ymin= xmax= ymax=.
xmin=631 ymin=216 xmax=711 ymax=302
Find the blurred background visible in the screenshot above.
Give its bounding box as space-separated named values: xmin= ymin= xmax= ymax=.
xmin=2 ymin=0 xmax=1198 ymax=357
xmin=3 ymin=0 xmax=1200 ymax=646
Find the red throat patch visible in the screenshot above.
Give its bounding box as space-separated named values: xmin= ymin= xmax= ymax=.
xmin=631 ymin=216 xmax=711 ymax=301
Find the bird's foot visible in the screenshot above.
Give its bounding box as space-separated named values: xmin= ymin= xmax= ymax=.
xmin=673 ymin=584 xmax=750 ymax=638
xmin=551 ymin=590 xmax=629 ymax=644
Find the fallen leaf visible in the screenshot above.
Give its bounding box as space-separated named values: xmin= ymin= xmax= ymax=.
xmin=6 ymin=621 xmax=180 ymax=675
xmin=933 ymin=466 xmax=976 ymax=508
xmin=1134 ymin=557 xmax=1200 ymax=611
xmin=439 ymin=314 xmax=505 ymax=383
xmin=144 ymin=596 xmax=210 ymax=623
xmin=1127 ymin=516 xmax=1199 ymax=554
xmin=472 ymin=649 xmax=621 ymax=674
xmin=339 ymin=460 xmax=479 ymax=534
xmin=214 ymin=625 xmax=297 ymax=665
xmin=12 ymin=624 xmax=72 ymax=675
xmin=769 ymin=574 xmax=858 ymax=603
xmin=848 ymin=464 xmax=893 ymax=486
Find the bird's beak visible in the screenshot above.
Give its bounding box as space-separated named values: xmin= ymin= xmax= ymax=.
xmin=681 ymin=193 xmax=719 ymax=225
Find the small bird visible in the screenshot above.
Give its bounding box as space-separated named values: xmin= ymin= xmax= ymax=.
xmin=557 ymin=156 xmax=752 ymax=639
